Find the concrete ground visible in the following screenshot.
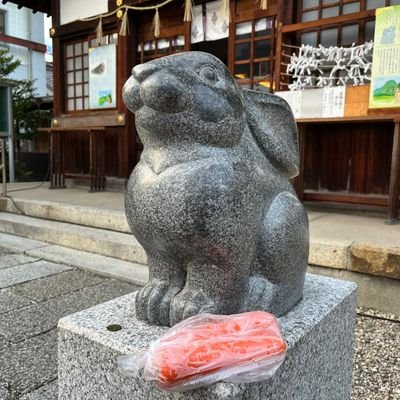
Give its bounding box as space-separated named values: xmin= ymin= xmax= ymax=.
xmin=0 ymin=243 xmax=399 ymax=399
xmin=3 ymin=182 xmax=125 ymax=211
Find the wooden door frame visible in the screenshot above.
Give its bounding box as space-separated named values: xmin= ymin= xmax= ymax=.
xmin=228 ymin=1 xmax=281 ymax=90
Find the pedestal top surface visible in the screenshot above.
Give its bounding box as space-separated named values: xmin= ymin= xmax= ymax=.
xmin=58 ymin=274 xmax=356 ymax=355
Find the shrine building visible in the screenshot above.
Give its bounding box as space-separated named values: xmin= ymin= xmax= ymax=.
xmin=3 ymin=0 xmax=400 ymax=220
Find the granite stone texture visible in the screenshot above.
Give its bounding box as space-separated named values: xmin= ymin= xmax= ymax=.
xmin=0 ymin=280 xmax=138 ymax=343
xmin=0 ymin=386 xmax=10 ymax=400
xmin=10 ymin=269 xmax=106 ymax=302
xmin=58 ymin=274 xmax=357 ymax=400
xmin=0 ymin=330 xmax=58 ymax=394
xmin=0 ymin=260 xmax=71 ymax=289
xmin=0 ymin=253 xmax=37 ymax=270
xmin=123 ymin=51 xmax=309 ymax=326
xmin=19 ymin=380 xmax=58 ymax=400
xmin=0 ymin=288 xmax=33 ymax=313
xmin=0 ymin=336 xmax=8 ymax=352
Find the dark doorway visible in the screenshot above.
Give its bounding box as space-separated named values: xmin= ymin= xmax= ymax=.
xmin=191 ymin=38 xmax=228 ymax=66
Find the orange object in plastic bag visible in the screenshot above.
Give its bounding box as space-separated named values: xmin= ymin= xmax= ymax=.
xmin=119 ymin=311 xmax=287 ymax=392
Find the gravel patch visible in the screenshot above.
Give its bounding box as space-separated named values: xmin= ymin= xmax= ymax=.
xmin=352 ymin=313 xmax=400 ymax=400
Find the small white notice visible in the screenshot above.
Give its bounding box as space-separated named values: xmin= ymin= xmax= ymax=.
xmin=321 ymin=87 xmax=346 ymax=118
xmin=275 ymin=91 xmax=302 ymax=118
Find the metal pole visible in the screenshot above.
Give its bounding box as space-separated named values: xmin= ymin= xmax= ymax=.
xmin=0 ymin=138 xmax=6 ymax=197
xmin=7 ymin=86 xmax=15 ymax=183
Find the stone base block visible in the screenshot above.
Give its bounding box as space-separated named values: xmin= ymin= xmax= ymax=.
xmin=58 ymin=274 xmax=357 ymax=400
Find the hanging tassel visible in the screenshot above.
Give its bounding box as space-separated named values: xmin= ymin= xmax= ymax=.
xmin=119 ymin=9 xmax=129 ymax=36
xmin=260 ymin=0 xmax=268 ymax=10
xmin=96 ymin=17 xmax=103 ymax=45
xmin=152 ymin=8 xmax=160 ymax=38
xmin=183 ymin=0 xmax=192 ymax=22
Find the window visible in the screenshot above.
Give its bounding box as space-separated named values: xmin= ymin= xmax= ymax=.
xmin=65 ymin=39 xmax=89 ymax=112
xmin=136 ymin=35 xmax=185 ymax=63
xmin=64 ymin=33 xmax=117 ymax=113
xmin=0 ymin=10 xmax=5 ymax=34
xmin=301 ymin=24 xmax=361 ymax=48
xmin=233 ymin=17 xmax=274 ymax=91
xmin=299 ymin=0 xmax=400 ymax=47
xmin=301 ymin=1 xmax=362 ymax=22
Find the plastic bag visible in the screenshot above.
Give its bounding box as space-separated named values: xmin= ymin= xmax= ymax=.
xmin=118 ymin=311 xmax=287 ymax=392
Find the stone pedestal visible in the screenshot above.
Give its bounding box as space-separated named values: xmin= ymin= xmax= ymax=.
xmin=58 ymin=274 xmax=357 ymax=400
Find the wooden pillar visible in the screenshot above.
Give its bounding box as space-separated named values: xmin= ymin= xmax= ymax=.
xmin=274 ymin=22 xmax=283 ymax=92
xmin=184 ymin=21 xmax=191 ymax=51
xmin=294 ymin=122 xmax=306 ymax=202
xmin=51 ymin=0 xmax=62 ymax=117
xmin=117 ymin=13 xmax=137 ymax=178
xmin=387 ymin=121 xmax=400 ymax=224
xmin=227 ymin=0 xmax=235 ymax=73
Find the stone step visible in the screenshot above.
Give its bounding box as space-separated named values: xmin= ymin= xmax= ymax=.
xmin=0 ymin=197 xmax=130 ymax=233
xmin=1 ymin=197 xmax=398 ymax=281
xmin=0 ymin=212 xmax=146 ymax=265
xmin=0 ymin=197 xmax=353 ymax=272
xmin=1 ymin=198 xmax=399 ymax=280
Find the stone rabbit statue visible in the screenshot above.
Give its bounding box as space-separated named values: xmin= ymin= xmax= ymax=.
xmin=123 ymin=52 xmax=309 ymax=327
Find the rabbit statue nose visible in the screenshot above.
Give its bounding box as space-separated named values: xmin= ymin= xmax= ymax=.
xmin=132 ymin=63 xmax=160 ymax=83
xmin=140 ymin=70 xmax=188 ymax=114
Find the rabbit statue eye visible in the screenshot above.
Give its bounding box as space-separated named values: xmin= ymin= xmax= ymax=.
xmin=199 ymin=66 xmax=218 ymax=84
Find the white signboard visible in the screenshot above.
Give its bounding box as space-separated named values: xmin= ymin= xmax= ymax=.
xmin=321 ymin=87 xmax=346 ymax=118
xmin=276 ymin=87 xmax=345 ymax=119
xmin=299 ymin=89 xmax=324 ymax=118
xmin=60 ymin=0 xmax=108 ymax=25
xmin=275 ymin=91 xmax=302 ymax=118
xmin=88 ymin=44 xmax=117 ymax=110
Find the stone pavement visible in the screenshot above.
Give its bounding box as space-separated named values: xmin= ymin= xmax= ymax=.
xmin=0 ymin=247 xmax=139 ymax=400
xmin=0 ymin=244 xmax=399 ymax=399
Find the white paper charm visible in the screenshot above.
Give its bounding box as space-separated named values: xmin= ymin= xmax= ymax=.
xmin=191 ymin=5 xmax=205 ymax=44
xmin=205 ymin=1 xmax=229 ymax=41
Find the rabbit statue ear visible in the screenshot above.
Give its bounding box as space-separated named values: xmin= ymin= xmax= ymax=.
xmin=243 ymin=89 xmax=299 ymax=179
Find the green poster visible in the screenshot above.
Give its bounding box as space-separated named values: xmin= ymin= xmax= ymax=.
xmin=0 ymin=86 xmax=9 ymax=136
xmin=369 ymin=5 xmax=400 ymax=109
